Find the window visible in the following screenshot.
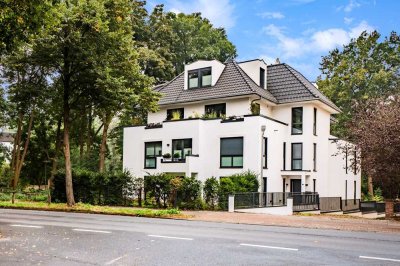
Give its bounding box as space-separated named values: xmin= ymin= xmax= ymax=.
xmin=313 ymin=143 xmax=317 ymax=171
xmin=354 ymin=181 xmax=357 ymax=204
xmin=220 ymin=137 xmax=243 ymax=168
xmin=263 ymin=137 xmax=268 ymax=168
xmin=291 ymin=143 xmax=303 ymax=170
xmin=166 ymin=108 xmax=184 ymax=120
xmin=172 ymin=139 xmax=192 ymax=160
xmin=345 ymin=147 xmax=348 ymax=174
xmin=291 ymin=107 xmax=303 ymax=134
xmin=205 ymin=103 xmax=226 ymax=117
xmin=188 ymin=67 xmax=212 ymax=89
xmin=144 ymin=142 xmax=162 ymax=169
xmin=260 ymin=67 xmax=265 ymax=88
xmin=313 ymin=108 xmax=317 ymax=135
xmin=283 ymin=142 xmax=286 ymax=170
xmin=313 ymin=179 xmax=316 ymax=193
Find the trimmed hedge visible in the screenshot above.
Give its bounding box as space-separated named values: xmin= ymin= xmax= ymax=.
xmin=52 ymin=169 xmax=132 ymax=206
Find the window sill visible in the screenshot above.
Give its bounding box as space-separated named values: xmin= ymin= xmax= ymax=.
xmin=220 ymin=167 xmax=243 ymax=169
xmin=291 ymin=133 xmax=303 ymax=135
xmin=144 ymin=167 xmax=157 ymax=169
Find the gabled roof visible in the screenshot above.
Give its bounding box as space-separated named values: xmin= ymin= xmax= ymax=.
xmin=267 ymin=63 xmax=340 ymax=111
xmin=155 ymin=60 xmax=340 ymax=112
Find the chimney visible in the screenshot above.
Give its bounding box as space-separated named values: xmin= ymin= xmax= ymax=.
xmin=275 ymin=58 xmax=280 ymax=64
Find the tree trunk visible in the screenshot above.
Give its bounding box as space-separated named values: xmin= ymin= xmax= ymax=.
xmin=47 ymin=118 xmax=63 ymax=204
xmin=368 ymin=175 xmax=374 ymax=197
xmin=12 ymin=111 xmax=34 ymax=203
xmin=99 ymin=114 xmax=111 ymax=173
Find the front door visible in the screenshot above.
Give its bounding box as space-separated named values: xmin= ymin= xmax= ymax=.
xmin=290 ymin=179 xmax=301 ymax=193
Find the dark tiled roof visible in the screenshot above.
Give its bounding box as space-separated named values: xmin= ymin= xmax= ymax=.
xmin=0 ymin=132 xmax=14 ymax=143
xmin=155 ymin=60 xmax=340 ymax=112
xmin=157 ymin=61 xmax=277 ymax=105
xmin=267 ymin=63 xmax=340 ymax=111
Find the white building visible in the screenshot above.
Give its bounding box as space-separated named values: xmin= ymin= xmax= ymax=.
xmin=123 ymin=59 xmax=361 ymax=203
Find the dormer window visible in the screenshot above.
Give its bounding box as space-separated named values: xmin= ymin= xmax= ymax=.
xmin=188 ymin=67 xmax=212 ymax=89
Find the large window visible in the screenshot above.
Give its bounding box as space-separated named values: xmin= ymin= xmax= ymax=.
xmin=283 ymin=142 xmax=286 ymax=170
xmin=188 ymin=67 xmax=212 ymax=89
xmin=166 ymin=108 xmax=184 ymax=120
xmin=145 ymin=142 xmax=162 ymax=169
xmin=313 ymin=108 xmax=317 ymax=135
xmin=291 ymin=107 xmax=303 ymax=134
xmin=263 ymin=137 xmax=268 ymax=168
xmin=220 ymin=137 xmax=243 ymax=168
xmin=291 ymin=143 xmax=303 ymax=170
xmin=205 ymin=103 xmax=226 ymax=117
xmin=172 ymin=139 xmax=192 ymax=160
xmin=260 ymin=67 xmax=265 ymax=88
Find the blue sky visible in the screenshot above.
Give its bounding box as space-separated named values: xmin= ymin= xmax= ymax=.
xmin=147 ymin=0 xmax=399 ymax=81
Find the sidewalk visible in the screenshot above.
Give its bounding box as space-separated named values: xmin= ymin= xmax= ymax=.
xmin=183 ymin=211 xmax=400 ymax=233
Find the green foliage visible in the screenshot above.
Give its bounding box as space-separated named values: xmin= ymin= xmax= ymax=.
xmin=219 ymin=170 xmax=259 ymax=195
xmin=203 ymin=177 xmax=219 ymax=209
xmin=171 ymin=110 xmax=181 ymax=120
xmin=177 ymin=176 xmax=202 ymax=209
xmin=144 ymin=173 xmax=173 ymax=207
xmin=52 ymin=169 xmax=133 ymax=206
xmin=317 ymin=31 xmax=400 ymax=137
xmin=250 ymin=102 xmax=260 ymax=115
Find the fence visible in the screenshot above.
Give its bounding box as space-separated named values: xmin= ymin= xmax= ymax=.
xmin=319 ymin=197 xmax=341 ymax=213
xmin=360 ymin=201 xmax=385 ymax=213
xmin=234 ymin=192 xmax=289 ymax=209
xmin=342 ymin=199 xmax=360 ymax=212
xmin=291 ymin=192 xmax=319 ymax=212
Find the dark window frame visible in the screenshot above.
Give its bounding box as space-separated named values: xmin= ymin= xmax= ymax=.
xmin=291 ymin=107 xmax=303 ymax=135
xmin=144 ymin=141 xmax=162 ymax=169
xmin=220 ymin=137 xmax=244 ymax=168
xmin=205 ymin=103 xmax=226 ymax=117
xmin=166 ymin=108 xmax=184 ymax=120
xmin=172 ymin=138 xmax=192 ymax=160
xmin=283 ymin=142 xmax=286 ymax=170
xmin=345 ymin=180 xmax=348 ymax=205
xmin=263 ymin=137 xmax=268 ymax=169
xmin=313 ymin=143 xmax=317 ymax=171
xmin=291 ymin=143 xmax=303 ymax=170
xmin=313 ymin=179 xmax=316 ymax=193
xmin=260 ymin=67 xmax=265 ymax=88
xmin=188 ymin=67 xmax=212 ymax=89
xmin=313 ymin=107 xmax=317 ymax=135
xmin=353 ymin=151 xmax=357 ymax=175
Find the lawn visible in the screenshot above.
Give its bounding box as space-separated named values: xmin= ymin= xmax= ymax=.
xmin=0 ymin=200 xmax=184 ymax=218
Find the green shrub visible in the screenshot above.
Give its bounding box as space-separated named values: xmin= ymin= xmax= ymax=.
xmin=204 ymin=177 xmax=219 ymax=209
xmin=177 ymin=176 xmax=202 ymax=209
xmin=144 ymin=173 xmax=173 ymax=208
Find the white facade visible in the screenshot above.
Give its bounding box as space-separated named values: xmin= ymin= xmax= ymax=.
xmin=123 ymin=60 xmax=361 ymax=200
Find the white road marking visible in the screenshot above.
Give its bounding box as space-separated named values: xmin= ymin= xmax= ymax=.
xmin=148 ymin=234 xmax=193 ymax=241
xmin=73 ymin=228 xmax=111 ymax=234
xmin=10 ymin=224 xmax=43 ymax=228
xmin=359 ymin=256 xmax=400 ymax=262
xmin=240 ymin=243 xmax=298 ymax=251
xmin=105 ymin=255 xmax=127 ymax=265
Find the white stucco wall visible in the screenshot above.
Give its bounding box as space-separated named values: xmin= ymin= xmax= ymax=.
xmin=237 ymin=60 xmax=267 ymax=89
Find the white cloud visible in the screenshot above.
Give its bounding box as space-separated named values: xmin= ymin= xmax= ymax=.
xmin=262 ymin=21 xmax=374 ymax=59
xmin=344 ymin=0 xmax=361 ymax=12
xmin=165 ymin=0 xmax=235 ymax=29
xmin=259 ymin=12 xmax=285 ymax=19
xmin=344 ymin=17 xmax=354 ymax=24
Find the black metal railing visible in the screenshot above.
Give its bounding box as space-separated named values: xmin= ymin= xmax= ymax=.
xmin=319 ymin=197 xmax=341 ymax=212
xmin=291 ymin=192 xmax=319 ymax=212
xmin=360 ymin=201 xmax=385 ymax=213
xmin=234 ymin=192 xmax=290 ymax=209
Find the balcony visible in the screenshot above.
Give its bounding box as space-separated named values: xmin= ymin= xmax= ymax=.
xmin=153 ymin=155 xmax=200 ymax=176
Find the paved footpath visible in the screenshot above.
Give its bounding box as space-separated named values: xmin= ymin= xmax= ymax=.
xmin=183 ymin=211 xmax=400 ymax=233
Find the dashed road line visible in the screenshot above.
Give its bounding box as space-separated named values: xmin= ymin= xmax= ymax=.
xmin=73 ymin=228 xmax=111 ymax=234
xmin=105 ymin=255 xmax=127 ymax=265
xmin=240 ymin=243 xmax=298 ymax=251
xmin=148 ymin=234 xmax=193 ymax=241
xmin=359 ymin=256 xmax=400 ymax=263
xmin=10 ymin=224 xmax=43 ymax=228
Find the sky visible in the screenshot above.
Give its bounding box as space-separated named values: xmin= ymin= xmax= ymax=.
xmin=146 ymin=0 xmax=399 ymax=81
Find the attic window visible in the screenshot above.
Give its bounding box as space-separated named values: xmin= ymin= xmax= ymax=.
xmin=188 ymin=67 xmax=212 ymax=89
xmin=260 ymin=67 xmax=265 ymax=88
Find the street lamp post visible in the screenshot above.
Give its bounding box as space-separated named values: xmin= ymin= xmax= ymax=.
xmin=260 ymin=125 xmax=266 ymax=206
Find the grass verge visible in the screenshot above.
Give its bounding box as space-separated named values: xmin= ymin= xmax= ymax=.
xmin=0 ymin=201 xmax=185 ymax=218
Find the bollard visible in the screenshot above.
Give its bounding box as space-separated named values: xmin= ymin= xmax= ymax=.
xmin=228 ymin=195 xmax=235 ymax=213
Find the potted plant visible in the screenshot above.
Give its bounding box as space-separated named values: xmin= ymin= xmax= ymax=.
xmin=173 ymin=152 xmax=180 ymax=161
xmin=162 ymin=153 xmax=171 ymax=160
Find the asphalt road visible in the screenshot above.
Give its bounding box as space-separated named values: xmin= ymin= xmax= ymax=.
xmin=0 ymin=209 xmax=400 ymax=265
